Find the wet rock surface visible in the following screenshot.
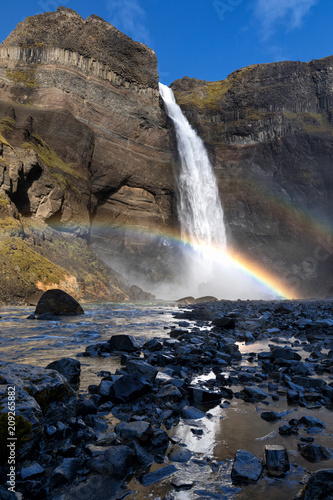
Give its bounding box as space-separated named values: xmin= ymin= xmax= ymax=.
xmin=1 ymin=299 xmax=333 ymax=499
xmin=34 ymin=289 xmax=85 ymax=317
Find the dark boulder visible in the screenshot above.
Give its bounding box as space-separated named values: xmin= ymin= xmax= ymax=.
xmin=34 ymin=289 xmax=84 ymax=316
xmin=20 ymin=463 xmax=45 ymax=480
xmin=88 ymin=445 xmax=133 ymax=479
xmin=77 ymin=398 xmax=98 ymax=417
xmin=270 ymin=346 xmax=301 ymax=361
xmin=84 ymin=342 xmax=111 ymax=357
xmin=298 ymin=416 xmax=326 ymax=429
xmin=292 ymin=376 xmax=326 ymax=390
xmin=50 ymin=458 xmax=81 ymax=488
xmin=180 ymin=406 xmax=206 ymax=419
xmin=168 ymin=445 xmax=192 ymax=463
xmin=260 ymin=411 xmax=282 ymax=422
xmin=212 ymin=316 xmax=236 ymax=329
xmin=46 ymin=358 xmax=81 ymax=385
xmin=241 ymin=386 xmax=268 ymax=402
xmin=264 ymin=445 xmax=290 ymax=477
xmin=110 ymin=373 xmax=152 ymax=403
xmin=274 ymin=303 xmax=294 ymax=314
xmin=298 ymin=443 xmax=332 ymax=462
xmin=300 ymin=469 xmax=333 ymax=499
xmin=187 ymin=386 xmax=223 ymax=405
xmin=139 ymin=464 xmax=178 ymax=486
xmin=231 ymin=449 xmax=263 ymax=484
xmin=116 ymin=421 xmax=150 ymax=440
xmin=125 ymin=359 xmax=158 ymax=381
xmin=108 ymin=334 xmax=142 ymax=352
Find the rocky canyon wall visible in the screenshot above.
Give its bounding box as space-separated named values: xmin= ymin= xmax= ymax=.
xmin=1 ymin=6 xmax=333 ymax=301
xmin=171 ymin=59 xmax=333 ymax=297
xmin=0 ymin=7 xmax=177 ymax=302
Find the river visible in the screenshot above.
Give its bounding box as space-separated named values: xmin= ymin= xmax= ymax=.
xmin=1 ymin=302 xmax=333 ymax=499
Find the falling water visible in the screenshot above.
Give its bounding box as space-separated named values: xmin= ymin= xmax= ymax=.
xmin=159 ymin=82 xmax=229 ymax=296
xmin=159 ymin=83 xmax=277 ymax=300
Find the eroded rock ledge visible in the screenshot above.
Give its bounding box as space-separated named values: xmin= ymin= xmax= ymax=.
xmin=0 ymin=7 xmax=159 ymax=101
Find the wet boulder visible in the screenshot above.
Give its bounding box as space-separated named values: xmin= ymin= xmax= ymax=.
xmin=241 ymin=386 xmax=268 ymax=402
xmin=139 ymin=464 xmax=178 ymax=486
xmin=50 ymin=458 xmax=81 ymax=488
xmin=300 ymin=469 xmax=333 ymax=499
xmin=270 ymin=346 xmax=302 ymax=361
xmin=125 ymin=359 xmax=158 ymax=381
xmin=88 ymin=445 xmax=133 ymax=478
xmin=46 ymin=358 xmax=81 ymax=385
xmin=108 ymin=334 xmax=142 ymax=352
xmin=274 ymin=303 xmax=294 ymax=314
xmin=20 ymin=463 xmax=45 ymax=480
xmin=298 ymin=443 xmax=332 ymax=462
xmin=110 ymin=373 xmax=152 ymax=403
xmin=180 ymin=406 xmax=206 ymax=419
xmin=84 ymin=342 xmax=111 ymax=357
xmin=0 ymin=362 xmax=76 ymax=462
xmin=116 ymin=421 xmax=150 ymax=441
xmin=187 ymin=386 xmax=223 ymax=405
xmin=260 ymin=411 xmax=282 ymax=422
xmin=0 ymin=385 xmax=42 ymax=463
xmin=168 ymin=445 xmax=192 ymax=463
xmin=212 ymin=316 xmax=236 ymax=329
xmin=264 ymin=445 xmax=290 ymax=477
xmin=292 ymin=376 xmax=326 ymax=390
xmin=231 ymin=450 xmax=263 ymax=484
xmin=298 ymin=416 xmax=326 ymax=430
xmin=143 ymin=338 xmax=164 ymax=352
xmin=34 ymin=289 xmax=84 ymax=316
xmin=77 ymin=398 xmax=98 ymax=417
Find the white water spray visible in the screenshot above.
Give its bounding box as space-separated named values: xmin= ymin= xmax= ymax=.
xmin=159 ymin=83 xmax=275 ymax=299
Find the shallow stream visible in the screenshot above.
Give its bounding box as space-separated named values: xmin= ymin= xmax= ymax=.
xmin=1 ymin=303 xmax=332 ymax=499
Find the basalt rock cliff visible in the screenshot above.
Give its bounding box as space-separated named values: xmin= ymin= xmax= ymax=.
xmin=1 ymin=7 xmax=333 ymax=302
xmin=172 ymin=59 xmax=333 ymax=297
xmin=0 ymin=7 xmax=177 ymax=303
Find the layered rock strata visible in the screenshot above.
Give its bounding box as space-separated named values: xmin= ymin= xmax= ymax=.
xmin=172 ymin=58 xmax=333 ymax=297
xmin=0 ymin=7 xmax=177 ymax=301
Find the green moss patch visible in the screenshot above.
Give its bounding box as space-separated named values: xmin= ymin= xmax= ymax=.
xmin=23 ymin=135 xmax=86 ymax=196
xmin=0 ymin=193 xmax=10 ymax=210
xmin=174 ymin=67 xmax=254 ymax=110
xmin=7 ymin=65 xmax=39 ymax=88
xmin=25 ymin=384 xmax=72 ymax=413
xmin=0 ymin=235 xmax=68 ymax=296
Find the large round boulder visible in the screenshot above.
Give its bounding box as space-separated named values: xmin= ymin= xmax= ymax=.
xmin=34 ymin=289 xmax=84 ymax=316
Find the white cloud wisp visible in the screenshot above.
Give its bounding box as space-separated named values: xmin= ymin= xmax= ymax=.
xmin=255 ymin=0 xmax=319 ymax=40
xmin=106 ymin=0 xmax=151 ymax=45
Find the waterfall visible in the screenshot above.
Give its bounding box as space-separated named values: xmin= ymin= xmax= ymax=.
xmin=159 ymin=83 xmax=230 ymax=297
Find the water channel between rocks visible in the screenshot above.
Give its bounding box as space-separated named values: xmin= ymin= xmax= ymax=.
xmin=1 ymin=302 xmax=333 ymax=499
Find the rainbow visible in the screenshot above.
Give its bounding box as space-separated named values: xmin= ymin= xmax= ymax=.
xmin=90 ymin=223 xmax=298 ymax=300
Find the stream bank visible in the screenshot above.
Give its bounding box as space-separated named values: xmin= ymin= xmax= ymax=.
xmin=1 ymin=299 xmax=333 ymax=499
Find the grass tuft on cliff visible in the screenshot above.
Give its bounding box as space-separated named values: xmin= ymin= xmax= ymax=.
xmin=0 ymin=220 xmax=130 ymax=304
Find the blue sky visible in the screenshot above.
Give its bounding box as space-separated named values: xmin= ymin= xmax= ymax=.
xmin=0 ymin=0 xmax=331 ymax=85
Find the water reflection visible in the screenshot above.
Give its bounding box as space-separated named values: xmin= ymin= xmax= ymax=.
xmin=1 ymin=303 xmax=333 ymax=499
xmin=0 ymin=302 xmax=176 ymax=392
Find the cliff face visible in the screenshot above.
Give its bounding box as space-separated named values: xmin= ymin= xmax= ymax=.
xmin=0 ymin=7 xmax=177 ymax=302
xmin=1 ymin=7 xmax=333 ymax=301
xmin=171 ymin=58 xmax=333 ymax=297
